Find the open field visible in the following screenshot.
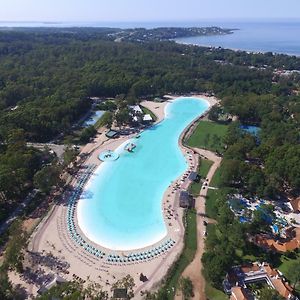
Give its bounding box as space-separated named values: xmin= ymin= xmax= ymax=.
xmin=205 ymin=166 xmax=224 ymax=219
xmin=205 ymin=283 xmax=228 ymax=300
xmin=187 ymin=121 xmax=228 ymax=153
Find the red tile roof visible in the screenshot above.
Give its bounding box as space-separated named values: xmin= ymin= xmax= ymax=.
xmin=230 ymin=286 xmax=249 ymax=300
xmin=255 ymin=228 xmax=300 ymax=253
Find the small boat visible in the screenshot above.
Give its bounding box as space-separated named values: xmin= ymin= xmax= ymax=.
xmin=135 ymin=134 xmax=141 ymax=139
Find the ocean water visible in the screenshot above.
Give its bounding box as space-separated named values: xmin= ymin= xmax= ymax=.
xmin=175 ymin=20 xmax=300 ymax=56
xmin=0 ymin=19 xmax=299 ymax=56
xmin=77 ymin=97 xmax=209 ymax=250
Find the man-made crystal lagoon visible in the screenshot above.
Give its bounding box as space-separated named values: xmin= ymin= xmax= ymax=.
xmin=77 ymin=97 xmax=209 ymax=250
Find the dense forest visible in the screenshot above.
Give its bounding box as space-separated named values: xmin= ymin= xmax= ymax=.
xmin=0 ymin=28 xmax=299 ymax=299
xmin=0 ymin=28 xmax=299 ymax=144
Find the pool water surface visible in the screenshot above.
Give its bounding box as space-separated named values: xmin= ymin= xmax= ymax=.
xmin=77 ymin=97 xmax=209 ymax=250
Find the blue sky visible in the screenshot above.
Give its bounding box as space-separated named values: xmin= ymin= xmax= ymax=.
xmin=0 ymin=0 xmax=299 ymax=22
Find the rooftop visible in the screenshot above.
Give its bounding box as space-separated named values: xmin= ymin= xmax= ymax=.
xmin=188 ymin=171 xmax=199 ymax=182
xmin=105 ymin=130 xmax=119 ymax=139
xmin=254 ymin=227 xmax=300 ymax=253
xmin=143 ymin=114 xmax=153 ymax=122
xmin=224 ymin=262 xmax=297 ymax=300
xmin=178 ymin=191 xmax=194 ymax=208
xmin=129 ymin=105 xmax=143 ymax=114
xmin=230 ymin=286 xmax=248 ymax=300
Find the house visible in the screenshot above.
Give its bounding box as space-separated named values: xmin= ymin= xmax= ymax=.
xmin=178 ymin=191 xmax=194 ymax=208
xmin=223 ymin=262 xmax=298 ymax=300
xmin=230 ymin=286 xmax=248 ymax=300
xmin=254 ymin=227 xmax=300 ymax=253
xmin=105 ymin=130 xmax=119 ymax=139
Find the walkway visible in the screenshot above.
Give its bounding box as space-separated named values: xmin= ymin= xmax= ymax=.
xmin=175 ymin=148 xmax=221 ymax=300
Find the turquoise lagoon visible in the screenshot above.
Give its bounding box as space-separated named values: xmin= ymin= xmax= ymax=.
xmin=77 ymin=97 xmax=209 ymax=250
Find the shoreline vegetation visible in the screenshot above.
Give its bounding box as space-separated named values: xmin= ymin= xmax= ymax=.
xmin=0 ymin=27 xmax=299 ymax=300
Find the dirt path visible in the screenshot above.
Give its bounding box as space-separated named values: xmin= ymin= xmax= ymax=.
xmin=175 ymin=148 xmax=221 ymax=300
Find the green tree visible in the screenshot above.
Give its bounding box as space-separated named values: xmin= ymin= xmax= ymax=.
xmin=179 ymin=277 xmax=194 ymax=299
xmin=79 ymin=126 xmax=97 ymax=144
xmin=34 ymin=165 xmax=61 ymax=194
xmin=4 ymin=220 xmax=27 ymax=273
xmin=259 ymin=286 xmax=285 ymax=300
xmin=285 ymin=260 xmax=300 ymax=289
xmin=112 ymin=275 xmax=135 ymax=299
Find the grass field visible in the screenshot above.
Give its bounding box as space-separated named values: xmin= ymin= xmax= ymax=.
xmin=278 ymin=254 xmax=300 ymax=294
xmin=206 ymin=189 xmax=223 ymax=219
xmin=187 ymin=121 xmax=228 ymax=153
xmin=189 ymin=158 xmax=213 ymax=196
xmin=209 ymin=166 xmax=222 ymax=188
xmin=163 ymin=209 xmax=197 ymax=299
xmin=205 ymin=165 xmax=224 ymax=219
xmin=203 ymin=165 xmax=229 ymax=300
xmin=205 ymin=283 xmax=228 ymax=300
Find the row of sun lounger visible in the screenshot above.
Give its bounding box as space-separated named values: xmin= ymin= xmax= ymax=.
xmin=107 ymin=239 xmax=176 ymax=263
xmin=66 ymin=164 xmax=176 ymax=264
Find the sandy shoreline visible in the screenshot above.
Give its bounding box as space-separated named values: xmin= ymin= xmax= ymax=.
xmin=23 ymin=94 xmax=217 ymax=299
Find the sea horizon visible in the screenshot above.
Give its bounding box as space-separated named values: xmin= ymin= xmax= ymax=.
xmin=0 ymin=19 xmax=299 ymax=56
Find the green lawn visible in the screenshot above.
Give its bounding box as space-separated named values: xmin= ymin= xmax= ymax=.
xmin=209 ymin=166 xmax=222 ymax=188
xmin=187 ymin=121 xmax=228 ymax=153
xmin=163 ymin=209 xmax=197 ymax=299
xmin=189 ymin=159 xmax=213 ymax=196
xmin=205 ymin=189 xmax=222 ymax=219
xmin=205 ymin=283 xmax=228 ymax=300
xmin=278 ymin=254 xmax=300 ymax=294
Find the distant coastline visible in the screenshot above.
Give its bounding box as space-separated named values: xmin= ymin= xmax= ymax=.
xmin=174 ymin=21 xmax=300 ymax=57
xmin=0 ymin=20 xmax=299 ymax=56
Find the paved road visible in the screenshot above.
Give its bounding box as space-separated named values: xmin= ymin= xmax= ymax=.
xmin=175 ymin=148 xmax=222 ymax=300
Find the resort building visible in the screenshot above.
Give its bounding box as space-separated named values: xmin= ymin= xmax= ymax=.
xmin=253 ymin=227 xmax=300 ymax=253
xmin=142 ymin=114 xmax=153 ymax=124
xmin=178 ymin=191 xmax=194 ymax=209
xmin=230 ymin=286 xmax=248 ymax=300
xmin=105 ymin=130 xmax=120 ymax=139
xmin=189 ymin=171 xmax=200 ymax=182
xmin=223 ymin=262 xmax=297 ymax=300
xmin=129 ymin=104 xmax=153 ymax=125
xmin=129 ymin=105 xmax=143 ymax=115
